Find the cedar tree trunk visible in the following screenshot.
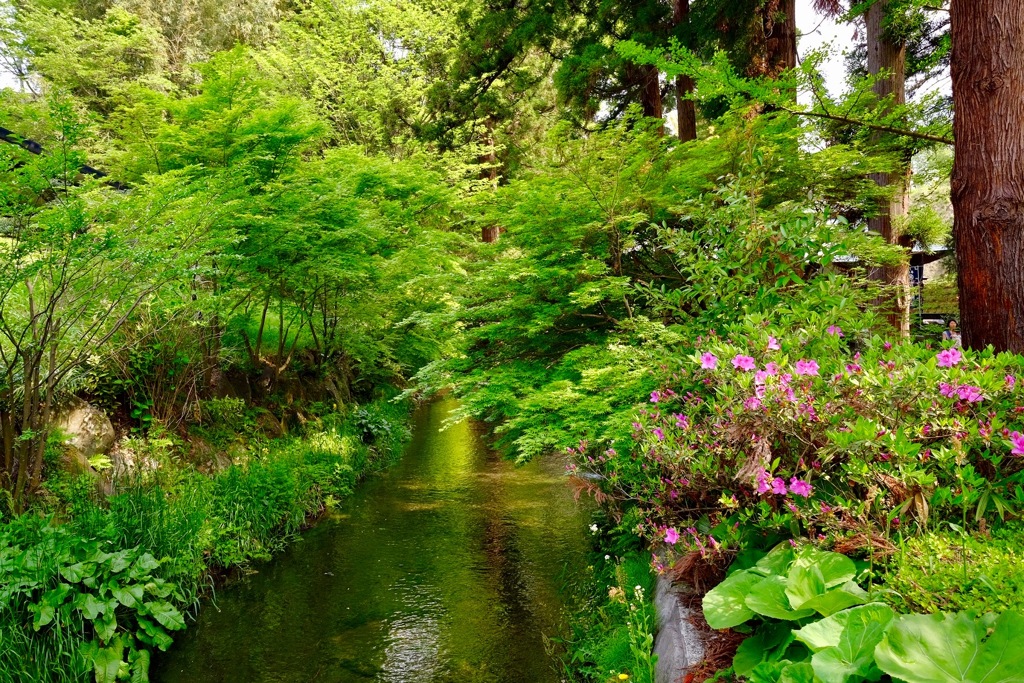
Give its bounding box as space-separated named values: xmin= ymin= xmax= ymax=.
xmin=867 ymin=0 xmax=912 ymax=337
xmin=673 ymin=0 xmax=697 ymax=141
xmin=951 ymin=0 xmax=1024 ymax=352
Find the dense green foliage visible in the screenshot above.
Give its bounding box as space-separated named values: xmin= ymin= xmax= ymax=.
xmin=702 ymin=543 xmax=1024 ymax=683
xmin=0 ymin=397 xmax=410 ymax=682
xmin=4 ymin=0 xmax=1022 ymax=681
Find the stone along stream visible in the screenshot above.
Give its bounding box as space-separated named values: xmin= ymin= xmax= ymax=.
xmin=155 ymin=399 xmax=594 ymax=683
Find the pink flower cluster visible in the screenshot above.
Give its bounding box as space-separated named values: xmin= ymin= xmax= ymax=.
xmin=756 ymin=470 xmax=813 ymax=498
xmin=939 ymin=382 xmax=985 ymax=403
xmin=937 ymin=348 xmax=963 ymax=368
xmin=732 ymin=355 xmax=756 ymax=371
xmin=1011 ymin=432 xmax=1024 ymax=457
xmin=794 ymin=359 xmax=820 ymax=376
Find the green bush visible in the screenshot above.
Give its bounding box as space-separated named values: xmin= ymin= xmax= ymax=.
xmin=0 ymin=516 xmax=186 ymax=683
xmin=701 ymin=542 xmax=1024 ymax=683
xmin=884 ymin=526 xmax=1024 ymax=614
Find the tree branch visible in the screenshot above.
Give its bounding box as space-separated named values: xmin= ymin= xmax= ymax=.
xmin=779 ymin=106 xmax=953 ymax=145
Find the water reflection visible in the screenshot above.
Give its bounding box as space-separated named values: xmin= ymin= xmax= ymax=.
xmin=155 ymin=399 xmax=592 ymax=683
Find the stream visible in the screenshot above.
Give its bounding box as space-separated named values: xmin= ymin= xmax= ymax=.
xmin=155 ymin=399 xmax=594 ymax=683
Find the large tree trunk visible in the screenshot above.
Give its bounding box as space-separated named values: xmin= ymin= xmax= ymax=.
xmin=763 ymin=0 xmax=797 ymax=78
xmin=951 ymin=0 xmax=1024 ymax=352
xmin=867 ymin=0 xmax=912 ymax=337
xmin=673 ymin=0 xmax=697 ymax=142
xmin=639 ymin=63 xmax=664 ymax=133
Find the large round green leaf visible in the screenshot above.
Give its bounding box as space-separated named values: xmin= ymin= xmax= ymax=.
xmin=702 ymin=569 xmax=762 ymax=629
xmin=875 ymin=611 xmax=1024 ymax=683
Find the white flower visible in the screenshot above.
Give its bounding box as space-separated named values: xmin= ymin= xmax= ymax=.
xmin=604 ymin=554 xmax=611 ymax=560
xmin=589 ymin=524 xmax=599 ymax=534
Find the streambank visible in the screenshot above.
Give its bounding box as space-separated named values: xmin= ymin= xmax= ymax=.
xmin=0 ymin=396 xmax=412 ymax=683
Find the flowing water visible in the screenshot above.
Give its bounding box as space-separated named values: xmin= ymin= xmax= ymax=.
xmin=155 ymin=399 xmax=593 ymax=683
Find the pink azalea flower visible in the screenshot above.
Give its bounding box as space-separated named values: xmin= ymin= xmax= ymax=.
xmin=1007 ymin=375 xmax=1017 ymax=390
xmin=732 ymin=355 xmax=756 ymax=371
xmin=937 ymin=348 xmax=963 ymax=368
xmin=756 ymin=470 xmax=772 ymax=495
xmin=845 ymin=363 xmax=862 ymax=374
xmin=789 ymin=478 xmax=813 ymax=497
xmin=652 ymin=428 xmax=665 ymax=441
xmin=744 ymin=396 xmax=762 ymax=411
xmin=650 ymin=391 xmax=661 ymax=403
xmin=754 ymin=370 xmax=770 ymax=385
xmin=665 ymin=527 xmax=680 ymax=544
xmin=939 ymin=382 xmax=957 ymax=398
xmin=765 ymin=362 xmax=779 ymax=376
xmin=957 ymin=385 xmax=984 ymax=403
xmin=827 ymin=325 xmax=844 ymax=337
xmin=1011 ymin=432 xmax=1024 ymax=456
xmin=673 ymin=413 xmax=689 ymax=429
xmin=700 ymin=352 xmax=718 ymax=370
xmin=884 ymin=342 xmax=892 ymax=351
xmin=771 ymin=478 xmax=787 ymax=495
xmin=795 ymin=359 xmax=820 ymax=376
xmin=767 ymin=336 xmax=781 ymax=351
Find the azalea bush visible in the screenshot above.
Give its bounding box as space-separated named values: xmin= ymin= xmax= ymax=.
xmin=571 ymin=321 xmax=1024 ymax=559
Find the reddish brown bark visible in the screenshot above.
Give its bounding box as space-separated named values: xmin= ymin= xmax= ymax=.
xmin=639 ymin=63 xmax=664 ymax=133
xmin=951 ymin=0 xmax=1024 ymax=352
xmin=866 ymin=0 xmax=912 ymax=337
xmin=763 ymin=0 xmax=797 ymax=78
xmin=673 ymin=0 xmax=697 ymax=142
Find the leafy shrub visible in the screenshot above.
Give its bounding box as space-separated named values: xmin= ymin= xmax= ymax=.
xmin=884 ymin=525 xmax=1024 ymax=614
xmin=590 ymin=324 xmax=1024 ymax=555
xmin=192 ymin=397 xmax=261 ymax=448
xmin=0 ymin=516 xmax=186 ymax=683
xmin=701 ymin=543 xmax=1024 ymax=683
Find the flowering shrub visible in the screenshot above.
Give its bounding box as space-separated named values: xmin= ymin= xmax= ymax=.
xmin=573 ymin=326 xmax=1024 ymax=556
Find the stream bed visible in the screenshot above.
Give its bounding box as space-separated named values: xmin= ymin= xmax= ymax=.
xmin=155 ymin=399 xmax=593 ymax=683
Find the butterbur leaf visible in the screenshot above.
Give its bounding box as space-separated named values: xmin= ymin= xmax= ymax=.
xmin=76 ymin=593 xmax=107 ymax=620
xmin=112 ymin=585 xmax=144 ymax=608
xmin=755 ymin=544 xmax=797 ymax=576
xmin=875 ymin=611 xmax=1024 ymax=682
xmin=746 ymin=575 xmax=816 ymax=621
xmin=811 ymin=605 xmax=892 ymax=683
xmin=146 ymin=601 xmax=185 ymax=631
xmin=60 ymin=561 xmax=95 ymax=583
xmin=133 ymin=553 xmax=160 ymax=575
xmin=779 ymin=662 xmax=816 ymax=683
xmin=785 ymin=561 xmax=826 ymax=610
xmin=733 ymin=622 xmax=792 ymax=676
xmin=29 ymin=602 xmax=55 ymax=631
xmin=795 ymin=603 xmax=894 ymax=652
xmin=703 ymin=569 xmax=761 ymax=629
xmin=799 ymin=581 xmax=870 ymax=617
xmin=136 ymin=617 xmax=174 ymax=650
xmin=83 ymin=638 xmax=124 ymax=683
xmin=95 ymin=613 xmax=118 ymax=642
xmin=786 ymin=548 xmax=857 ymax=610
xmin=130 ymin=648 xmax=151 ymax=683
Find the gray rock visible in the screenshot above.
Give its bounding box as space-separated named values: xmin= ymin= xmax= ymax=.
xmin=52 ymin=399 xmax=115 ymax=459
xmin=654 ymin=576 xmax=705 ymax=683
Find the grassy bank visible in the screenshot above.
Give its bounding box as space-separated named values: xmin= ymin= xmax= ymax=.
xmin=0 ymin=396 xmax=412 ymax=683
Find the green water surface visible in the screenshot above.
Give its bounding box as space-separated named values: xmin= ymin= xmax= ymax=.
xmin=155 ymin=399 xmax=592 ymax=682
